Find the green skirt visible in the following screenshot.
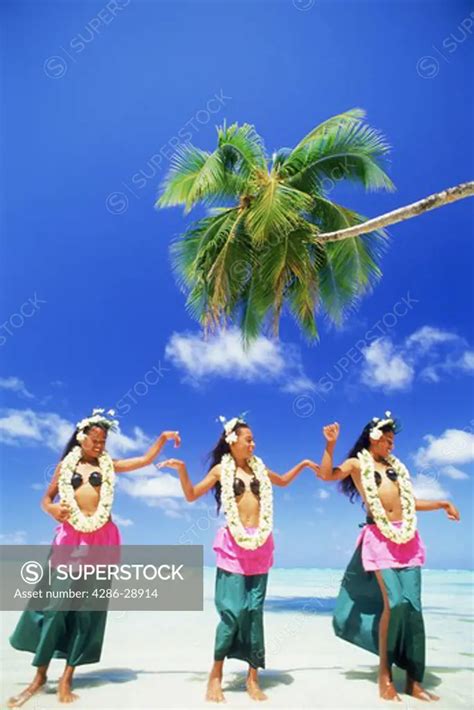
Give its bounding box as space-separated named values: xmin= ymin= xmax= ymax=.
xmin=9 ymin=609 xmax=108 ymax=667
xmin=333 ymin=544 xmax=425 ymax=681
xmin=214 ymin=568 xmax=268 ymax=669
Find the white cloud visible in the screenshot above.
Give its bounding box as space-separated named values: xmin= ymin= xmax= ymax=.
xmin=0 ymin=408 xmax=152 ymax=459
xmin=0 ymin=377 xmax=34 ymax=399
xmin=117 ymin=466 xmax=183 ymax=501
xmin=317 ymin=489 xmax=330 ymax=500
xmin=414 ymin=428 xmax=474 ymax=468
xmin=146 ymin=497 xmax=191 ymax=519
xmin=0 ymin=409 xmax=73 ymax=450
xmin=459 ymin=351 xmax=474 ymax=372
xmin=112 ymin=513 xmax=134 ymax=527
xmin=0 ymin=530 xmax=27 ymax=544
xmin=406 ymin=326 xmax=459 ymax=353
xmin=419 ymin=365 xmax=441 ymax=383
xmin=406 ymin=326 xmax=473 ymax=383
xmin=411 ymin=474 xmax=449 ymax=500
xmin=165 ymin=327 xmax=315 ymax=394
xmin=107 ymin=427 xmax=152 ymax=458
xmin=441 ymin=465 xmax=469 ymax=481
xmin=281 ymin=374 xmax=316 ymax=395
xmin=166 ymin=328 xmax=283 ymax=380
xmin=360 ymin=326 xmax=473 ymax=392
xmin=361 ymin=339 xmax=414 ymax=391
xmin=420 ymin=350 xmax=474 ymax=383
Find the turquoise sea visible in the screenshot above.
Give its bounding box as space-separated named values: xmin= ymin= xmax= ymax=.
xmin=203 ymin=567 xmax=474 ymax=617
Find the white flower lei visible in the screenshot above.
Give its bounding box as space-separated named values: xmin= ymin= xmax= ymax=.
xmin=220 ymin=453 xmax=273 ymax=550
xmin=358 ymin=448 xmax=417 ymax=544
xmin=58 ymin=446 xmax=116 ymax=533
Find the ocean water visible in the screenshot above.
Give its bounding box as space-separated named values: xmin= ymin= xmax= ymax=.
xmin=204 ymin=566 xmax=474 ymax=616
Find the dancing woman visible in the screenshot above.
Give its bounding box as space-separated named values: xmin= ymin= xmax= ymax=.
xmin=159 ymin=415 xmax=319 ymax=703
xmin=317 ymin=414 xmax=460 ymax=702
xmin=8 ymin=409 xmax=180 ymax=707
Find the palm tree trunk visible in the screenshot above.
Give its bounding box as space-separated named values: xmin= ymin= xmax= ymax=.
xmin=316 ymin=181 xmax=474 ymax=243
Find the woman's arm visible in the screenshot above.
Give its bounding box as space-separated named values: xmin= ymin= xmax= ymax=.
xmin=41 ymin=463 xmax=71 ymax=522
xmin=318 ymin=422 xmax=358 ymax=481
xmin=113 ymin=431 xmax=181 ymax=473
xmin=415 ymin=499 xmax=460 ymax=520
xmin=157 ymin=459 xmax=220 ymax=502
xmin=267 ymin=459 xmax=319 ymax=487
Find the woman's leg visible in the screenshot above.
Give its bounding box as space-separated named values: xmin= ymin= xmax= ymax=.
xmin=7 ymin=664 xmax=49 ymax=708
xmin=246 ymin=665 xmax=267 ymax=701
xmin=209 ymin=567 xmax=233 ymax=702
xmin=374 ymin=570 xmax=401 ymax=702
xmin=246 ymin=574 xmax=268 ymax=700
xmin=400 ymin=568 xmax=438 ymax=702
xmin=206 ymin=660 xmax=225 ymax=703
xmin=57 ymin=664 xmax=78 ymax=703
xmin=405 ymin=677 xmax=439 ymax=702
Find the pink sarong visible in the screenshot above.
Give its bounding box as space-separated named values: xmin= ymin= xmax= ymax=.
xmin=213 ymin=526 xmax=274 ymax=576
xmin=52 ymin=519 xmax=121 ymax=546
xmin=357 ymin=520 xmax=426 ymax=571
xmin=50 ymin=519 xmax=121 ymax=569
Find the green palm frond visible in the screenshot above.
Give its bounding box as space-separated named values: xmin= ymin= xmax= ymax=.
xmin=270 ymin=228 xmax=322 ymax=340
xmin=245 ymin=180 xmax=314 ymax=244
xmin=243 ymin=227 xmax=323 ymax=341
xmin=217 ymin=122 xmax=268 ymax=177
xmin=239 ymin=272 xmax=269 ymax=345
xmin=171 ymin=208 xmax=251 ymax=327
xmin=315 ymin=200 xmax=388 ymax=323
xmin=282 ymin=120 xmax=394 ymax=194
xmin=207 ymin=211 xmax=249 ymax=312
xmin=293 ymin=107 xmax=366 ymax=150
xmin=157 ymin=123 xmax=269 ymax=215
xmin=170 ymin=209 xmax=237 ymax=295
xmin=156 ymin=144 xmax=229 ymax=214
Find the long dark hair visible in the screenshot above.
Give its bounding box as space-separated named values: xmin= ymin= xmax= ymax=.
xmin=207 ymin=421 xmax=250 ymax=513
xmin=340 ymin=419 xmax=401 ymax=503
xmin=61 ymin=422 xmax=109 ymax=461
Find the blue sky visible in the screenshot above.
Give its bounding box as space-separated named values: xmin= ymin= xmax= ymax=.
xmin=1 ymin=0 xmax=473 ymax=569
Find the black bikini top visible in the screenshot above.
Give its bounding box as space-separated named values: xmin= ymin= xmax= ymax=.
xmin=374 ymin=467 xmax=398 ymax=487
xmin=233 ymin=474 xmax=260 ymax=498
xmin=71 ymin=471 xmax=103 ymax=489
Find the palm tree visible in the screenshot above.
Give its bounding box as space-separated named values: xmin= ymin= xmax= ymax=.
xmin=156 ymin=109 xmax=471 ymax=344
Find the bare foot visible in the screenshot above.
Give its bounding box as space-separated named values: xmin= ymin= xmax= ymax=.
xmin=246 ymin=678 xmax=268 ymax=702
xmin=379 ymin=679 xmax=401 ymax=702
xmin=7 ymin=674 xmax=47 ymax=708
xmin=206 ymin=677 xmax=225 ymax=703
xmin=406 ymin=680 xmax=440 ymax=701
xmin=57 ymin=678 xmax=79 ymax=704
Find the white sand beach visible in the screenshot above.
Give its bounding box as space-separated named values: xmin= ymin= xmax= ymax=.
xmin=2 ymin=569 xmax=473 ymax=709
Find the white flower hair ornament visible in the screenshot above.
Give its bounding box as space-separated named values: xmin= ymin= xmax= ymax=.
xmin=369 ymin=411 xmax=396 ymax=441
xmin=76 ymin=408 xmax=119 ymax=442
xmin=217 ymin=412 xmax=249 ymax=445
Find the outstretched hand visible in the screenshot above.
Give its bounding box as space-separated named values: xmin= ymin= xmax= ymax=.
xmin=444 ymin=501 xmax=460 ymax=521
xmin=161 ymin=431 xmax=181 ymax=448
xmin=157 ymin=458 xmax=185 ymax=472
xmin=323 ymin=422 xmax=340 ymax=443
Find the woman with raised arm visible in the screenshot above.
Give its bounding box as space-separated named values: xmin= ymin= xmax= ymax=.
xmin=7 ymin=408 xmax=180 ymax=708
xmin=317 ymin=414 xmax=460 ymax=703
xmin=159 ymin=414 xmax=319 ymax=704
